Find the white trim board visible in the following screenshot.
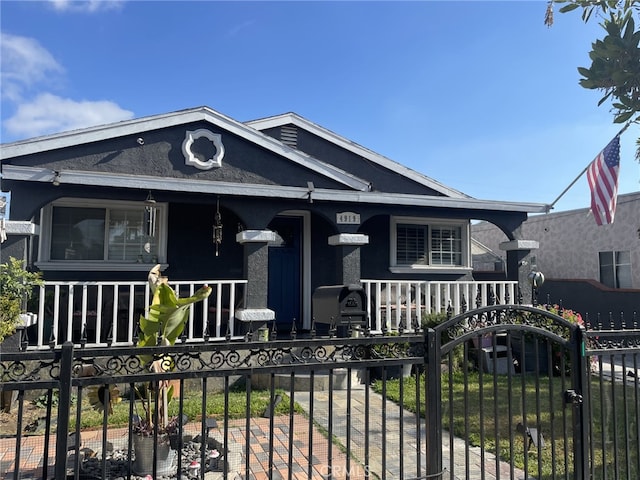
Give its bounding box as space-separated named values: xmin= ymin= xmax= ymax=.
xmin=2 ymin=165 xmax=549 ymax=213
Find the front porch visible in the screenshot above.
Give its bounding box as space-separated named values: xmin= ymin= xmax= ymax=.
xmin=23 ymin=279 xmax=518 ymax=349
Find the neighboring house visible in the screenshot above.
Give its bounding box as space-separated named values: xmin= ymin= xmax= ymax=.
xmin=471 ymin=238 xmax=506 ymax=280
xmin=1 ymin=106 xmax=547 ymax=342
xmin=472 ymin=191 xmax=640 ymax=324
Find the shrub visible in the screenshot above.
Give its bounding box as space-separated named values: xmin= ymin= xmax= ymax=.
xmin=0 ymin=257 xmax=43 ymax=342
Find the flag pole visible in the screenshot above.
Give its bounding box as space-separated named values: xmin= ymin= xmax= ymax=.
xmin=547 ymin=121 xmax=632 ymax=211
xmin=548 ymin=164 xmax=590 ymax=211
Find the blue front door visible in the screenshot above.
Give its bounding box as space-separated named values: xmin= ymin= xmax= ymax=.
xmin=268 ymin=216 xmax=302 ymax=329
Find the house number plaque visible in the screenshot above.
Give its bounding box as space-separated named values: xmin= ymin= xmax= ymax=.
xmin=336 ymin=212 xmax=360 ymax=225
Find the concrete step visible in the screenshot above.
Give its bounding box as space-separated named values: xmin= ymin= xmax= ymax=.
xmin=252 ymin=368 xmax=366 ymax=391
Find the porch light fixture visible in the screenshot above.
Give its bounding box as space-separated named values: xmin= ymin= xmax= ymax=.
xmin=307 ymin=181 xmax=314 ymax=204
xmin=144 ymin=191 xmax=157 ymax=237
xmin=52 ymin=171 xmax=61 ymax=186
xmin=213 ymin=196 xmax=223 ymax=256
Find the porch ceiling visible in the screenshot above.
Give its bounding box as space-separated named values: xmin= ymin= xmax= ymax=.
xmin=3 ymin=164 xmax=550 ymax=214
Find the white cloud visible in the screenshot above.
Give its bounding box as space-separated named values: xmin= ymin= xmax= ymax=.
xmin=1 ymin=32 xmax=134 ymax=141
xmin=48 ymin=0 xmax=125 ymax=13
xmin=4 ymin=93 xmax=134 ymax=138
xmin=0 ymin=33 xmax=64 ymax=102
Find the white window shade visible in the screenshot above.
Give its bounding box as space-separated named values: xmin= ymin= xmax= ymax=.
xmin=391 ymin=217 xmax=470 ymax=273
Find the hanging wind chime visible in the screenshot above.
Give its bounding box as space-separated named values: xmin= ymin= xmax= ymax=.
xmin=213 ymin=196 xmax=223 ymax=256
xmin=144 ymin=191 xmax=157 ymax=237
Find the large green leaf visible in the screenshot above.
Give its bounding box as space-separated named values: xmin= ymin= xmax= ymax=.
xmin=137 ymin=277 xmax=212 ymax=366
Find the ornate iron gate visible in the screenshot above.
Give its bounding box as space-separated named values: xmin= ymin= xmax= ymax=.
xmin=424 ymin=304 xmax=587 ymax=480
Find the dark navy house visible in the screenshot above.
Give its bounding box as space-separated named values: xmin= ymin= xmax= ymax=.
xmin=0 ymin=106 xmax=547 ymax=344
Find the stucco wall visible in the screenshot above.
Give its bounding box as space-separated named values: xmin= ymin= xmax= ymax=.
xmin=472 ymin=192 xmax=640 ymax=288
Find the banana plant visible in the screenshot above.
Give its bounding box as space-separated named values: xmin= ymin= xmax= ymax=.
xmin=138 ymin=265 xmax=211 ymax=350
xmin=136 ymin=265 xmax=212 ymax=432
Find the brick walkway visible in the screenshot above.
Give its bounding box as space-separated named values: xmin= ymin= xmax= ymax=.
xmin=0 ymin=414 xmax=355 ymax=480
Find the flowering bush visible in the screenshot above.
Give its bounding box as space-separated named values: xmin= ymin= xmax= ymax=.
xmin=541 ymin=304 xmax=584 ymax=327
xmin=537 ymin=304 xmax=586 ymax=376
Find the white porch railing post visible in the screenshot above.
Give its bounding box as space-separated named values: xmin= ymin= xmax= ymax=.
xmin=66 ymin=285 xmax=74 ymax=343
xmin=27 ymin=279 xmax=247 ymax=349
xmin=361 ymin=279 xmax=518 ymax=334
xmin=96 ymin=285 xmax=103 ymax=343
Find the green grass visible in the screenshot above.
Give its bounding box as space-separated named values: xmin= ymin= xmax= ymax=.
xmin=68 ymin=385 xmax=300 ymax=431
xmin=374 ymin=372 xmax=640 ymax=480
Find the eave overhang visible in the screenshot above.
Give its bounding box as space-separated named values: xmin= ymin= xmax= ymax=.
xmin=2 ymin=165 xmax=550 ymax=214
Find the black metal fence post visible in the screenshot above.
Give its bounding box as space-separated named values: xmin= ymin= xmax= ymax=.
xmin=425 ymin=327 xmax=442 ymax=478
xmin=54 ymin=341 xmax=74 ymax=480
xmin=571 ymin=326 xmax=589 ymax=479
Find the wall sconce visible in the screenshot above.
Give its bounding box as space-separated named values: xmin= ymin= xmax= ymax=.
xmin=144 ymin=191 xmax=157 ymax=237
xmin=52 ymin=171 xmax=61 ymax=186
xmin=213 ymin=196 xmax=223 ymax=256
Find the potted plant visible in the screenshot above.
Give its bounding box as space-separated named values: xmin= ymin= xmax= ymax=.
xmin=0 ymin=257 xmax=43 ymax=412
xmin=88 ymin=264 xmax=211 ymax=476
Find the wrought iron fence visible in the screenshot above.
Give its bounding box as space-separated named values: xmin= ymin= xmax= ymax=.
xmin=584 ymin=320 xmax=640 ymax=480
xmin=1 ymin=331 xmax=425 ymax=480
xmin=3 ymin=306 xmax=640 ymax=480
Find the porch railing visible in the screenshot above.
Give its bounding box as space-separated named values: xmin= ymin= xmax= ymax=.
xmin=25 ymin=279 xmax=517 ymax=348
xmin=27 ymin=279 xmax=247 ymax=349
xmin=362 ymin=279 xmax=518 ymax=333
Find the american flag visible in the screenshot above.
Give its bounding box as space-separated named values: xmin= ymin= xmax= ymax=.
xmin=587 ymin=135 xmax=620 ymax=225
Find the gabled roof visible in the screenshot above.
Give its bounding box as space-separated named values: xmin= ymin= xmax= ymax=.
xmin=0 ymin=106 xmax=372 ymax=192
xmin=0 ymin=106 xmax=551 ymax=214
xmin=246 ymin=112 xmax=469 ymax=199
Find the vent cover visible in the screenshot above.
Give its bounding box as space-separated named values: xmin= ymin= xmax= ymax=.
xmin=280 ymin=125 xmax=298 ymax=149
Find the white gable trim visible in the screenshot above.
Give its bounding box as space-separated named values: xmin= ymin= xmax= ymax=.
xmin=0 ymin=107 xmax=371 ymax=192
xmin=3 ymin=165 xmax=549 ymax=213
xmin=246 ymin=112 xmax=468 ymax=199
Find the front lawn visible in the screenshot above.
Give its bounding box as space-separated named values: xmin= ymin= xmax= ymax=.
xmin=374 ymin=372 xmax=639 ymax=480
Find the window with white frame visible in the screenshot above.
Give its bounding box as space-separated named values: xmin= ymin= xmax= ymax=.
xmin=391 ymin=217 xmax=469 ymax=271
xmin=39 ymin=199 xmax=167 ymax=270
xmin=599 ymin=251 xmax=632 ymax=288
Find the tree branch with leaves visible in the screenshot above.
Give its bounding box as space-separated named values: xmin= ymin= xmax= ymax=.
xmin=545 ymin=0 xmax=640 ymax=160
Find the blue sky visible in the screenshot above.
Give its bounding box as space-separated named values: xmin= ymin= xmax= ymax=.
xmin=1 ymin=0 xmax=638 ymax=213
